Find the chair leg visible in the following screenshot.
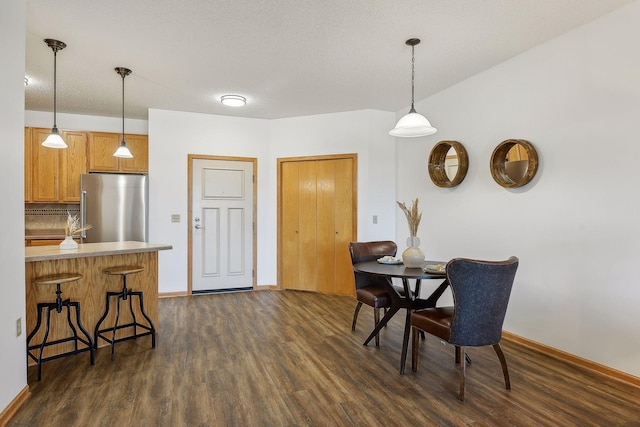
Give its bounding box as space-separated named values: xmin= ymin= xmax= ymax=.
xmin=458 ymin=345 xmax=466 ymax=401
xmin=493 ymin=343 xmax=511 ymax=390
xmin=411 ymin=326 xmax=420 ymax=372
xmin=373 ymin=308 xmax=380 ymax=347
xmin=455 ymin=345 xmax=461 ymax=364
xmin=351 ymin=302 xmax=363 ymax=331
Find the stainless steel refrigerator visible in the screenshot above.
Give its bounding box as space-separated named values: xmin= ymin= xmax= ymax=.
xmin=80 ymin=173 xmax=149 ymax=243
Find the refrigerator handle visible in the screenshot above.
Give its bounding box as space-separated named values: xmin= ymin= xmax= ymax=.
xmin=81 ymin=190 xmax=87 ymax=239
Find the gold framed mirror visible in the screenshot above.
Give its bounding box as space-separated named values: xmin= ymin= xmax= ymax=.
xmin=490 ymin=139 xmax=538 ymax=188
xmin=428 ymin=140 xmax=469 ymax=188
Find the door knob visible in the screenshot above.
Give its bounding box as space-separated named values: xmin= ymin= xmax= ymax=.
xmin=195 ymin=224 xmax=204 ymax=229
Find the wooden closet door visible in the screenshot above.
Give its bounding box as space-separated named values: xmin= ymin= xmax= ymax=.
xmin=316 ymin=160 xmax=336 ymax=293
xmin=297 ymin=161 xmax=318 ymax=291
xmin=333 ymin=158 xmax=355 ymax=296
xmin=279 ymin=155 xmax=356 ymax=294
xmin=281 ymin=162 xmax=300 ymax=290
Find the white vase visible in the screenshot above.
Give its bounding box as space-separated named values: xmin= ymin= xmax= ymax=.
xmin=402 ymin=236 xmax=425 ymax=268
xmin=59 ymin=236 xmax=78 ymax=250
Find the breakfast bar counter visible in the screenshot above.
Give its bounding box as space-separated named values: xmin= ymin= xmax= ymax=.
xmin=25 ymin=241 xmax=172 ymax=362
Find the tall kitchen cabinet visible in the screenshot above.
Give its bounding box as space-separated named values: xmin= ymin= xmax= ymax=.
xmin=279 ymin=154 xmax=357 ymax=296
xmin=25 ymin=128 xmax=87 ymax=203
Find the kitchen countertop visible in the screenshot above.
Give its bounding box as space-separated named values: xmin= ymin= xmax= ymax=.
xmin=25 ymin=241 xmax=173 ymax=262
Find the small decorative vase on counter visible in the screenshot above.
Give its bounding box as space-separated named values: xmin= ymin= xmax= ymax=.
xmin=402 ymin=236 xmax=425 ymax=268
xmin=59 ymin=235 xmax=78 ymax=250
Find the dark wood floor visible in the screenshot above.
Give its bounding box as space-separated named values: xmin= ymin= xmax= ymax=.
xmin=9 ymin=290 xmax=640 ymax=426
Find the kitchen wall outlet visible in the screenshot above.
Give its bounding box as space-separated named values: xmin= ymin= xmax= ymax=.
xmin=171 ymin=214 xmax=180 ymax=223
xmin=16 ymin=317 xmax=21 ymax=337
xmin=373 ymin=215 xmax=378 ymax=224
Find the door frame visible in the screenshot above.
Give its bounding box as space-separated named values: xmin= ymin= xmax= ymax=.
xmin=276 ymin=153 xmax=358 ymax=290
xmin=187 ymin=154 xmax=258 ymax=294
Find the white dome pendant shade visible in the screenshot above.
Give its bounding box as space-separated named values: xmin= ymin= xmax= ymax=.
xmin=389 ymin=108 xmax=437 ymax=137
xmin=42 ymin=39 xmax=68 ymax=149
xmin=43 ymin=127 xmax=67 ymax=149
xmin=389 ymin=38 xmax=437 ymax=138
xmin=113 ymin=67 xmax=134 ymax=159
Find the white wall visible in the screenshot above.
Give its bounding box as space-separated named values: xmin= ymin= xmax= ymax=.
xmin=25 ymin=110 xmax=148 ymax=135
xmin=148 ymin=109 xmax=271 ymax=292
xmin=0 ymin=0 xmax=27 ymax=412
xmin=396 ymin=1 xmax=640 ymax=377
xmin=148 ymin=108 xmax=396 ymax=293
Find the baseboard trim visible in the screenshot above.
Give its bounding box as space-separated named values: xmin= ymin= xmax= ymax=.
xmin=158 ymin=291 xmax=189 ymax=299
xmin=503 ymin=331 xmax=640 ymax=387
xmin=0 ymin=385 xmax=30 ymax=427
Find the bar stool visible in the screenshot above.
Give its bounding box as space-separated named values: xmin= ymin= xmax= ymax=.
xmin=94 ymin=266 xmax=156 ymax=360
xmin=26 ymin=273 xmax=95 ymax=381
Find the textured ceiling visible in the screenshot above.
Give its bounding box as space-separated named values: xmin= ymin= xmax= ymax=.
xmin=24 ymin=0 xmax=633 ymax=120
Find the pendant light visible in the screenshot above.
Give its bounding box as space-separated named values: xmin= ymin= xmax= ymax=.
xmin=389 ymin=38 xmax=437 ymax=138
xmin=113 ymin=67 xmax=134 ymax=158
xmin=42 ymin=39 xmax=68 ymax=148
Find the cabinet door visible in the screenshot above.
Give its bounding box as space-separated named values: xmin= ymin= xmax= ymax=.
xmin=24 ymin=127 xmax=32 ymax=202
xmin=119 ymin=134 xmax=149 ymax=173
xmin=30 ymin=128 xmax=60 ymax=202
xmin=88 ymin=132 xmax=119 ymax=172
xmin=60 ymin=130 xmax=88 ymax=202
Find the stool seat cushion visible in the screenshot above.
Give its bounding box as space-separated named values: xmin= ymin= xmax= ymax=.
xmin=103 ymin=266 xmax=144 ymax=275
xmin=33 ymin=273 xmax=82 ymax=285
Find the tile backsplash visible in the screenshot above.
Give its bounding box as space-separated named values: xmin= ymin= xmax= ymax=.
xmin=25 ymin=204 xmax=80 ymax=230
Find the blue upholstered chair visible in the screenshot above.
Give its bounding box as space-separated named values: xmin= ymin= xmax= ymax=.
xmin=410 ymin=256 xmax=519 ymax=401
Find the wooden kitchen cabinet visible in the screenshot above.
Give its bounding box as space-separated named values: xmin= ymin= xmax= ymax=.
xmin=119 ymin=134 xmax=149 ymax=173
xmin=88 ymin=132 xmax=148 ymax=173
xmin=60 ymin=130 xmax=88 ymax=202
xmin=24 ymin=127 xmax=32 ymax=202
xmin=24 ymin=128 xmax=88 ymax=203
xmin=28 ymin=128 xmax=61 ymax=202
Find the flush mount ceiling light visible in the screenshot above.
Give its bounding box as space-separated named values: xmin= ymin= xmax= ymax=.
xmin=113 ymin=67 xmax=134 ymax=159
xmin=220 ymin=94 xmax=246 ymax=107
xmin=389 ymin=38 xmax=437 ymax=138
xmin=42 ymin=39 xmax=68 ymax=149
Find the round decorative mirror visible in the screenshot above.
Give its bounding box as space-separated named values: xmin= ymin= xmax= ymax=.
xmin=428 ymin=140 xmax=469 ymax=188
xmin=490 ymin=139 xmax=538 ymax=188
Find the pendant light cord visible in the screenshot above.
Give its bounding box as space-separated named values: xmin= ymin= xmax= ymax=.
xmin=410 ymin=44 xmax=416 ymax=113
xmin=121 ymin=74 xmax=125 ymax=143
xmin=53 ymin=50 xmax=57 ymax=128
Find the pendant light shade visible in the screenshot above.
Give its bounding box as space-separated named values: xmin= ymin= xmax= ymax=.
xmin=43 ymin=39 xmax=68 ymax=149
xmin=114 ymin=67 xmax=133 ymax=159
xmin=389 ymin=38 xmax=437 ymax=138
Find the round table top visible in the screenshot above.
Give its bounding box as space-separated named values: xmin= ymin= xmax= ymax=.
xmin=353 ymin=260 xmax=447 ymax=279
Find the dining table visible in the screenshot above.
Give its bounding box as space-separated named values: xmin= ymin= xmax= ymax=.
xmin=353 ymin=259 xmax=449 ymax=374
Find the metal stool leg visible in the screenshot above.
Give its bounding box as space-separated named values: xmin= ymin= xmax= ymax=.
xmin=132 ymin=291 xmax=156 ymax=347
xmin=70 ymin=301 xmax=95 ymax=365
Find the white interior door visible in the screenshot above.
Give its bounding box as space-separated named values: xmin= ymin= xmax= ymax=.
xmin=192 ymin=159 xmax=254 ymax=292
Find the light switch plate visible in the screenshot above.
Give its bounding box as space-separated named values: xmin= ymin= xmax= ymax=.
xmin=171 ymin=214 xmax=180 ymax=223
xmin=16 ymin=318 xmax=21 ymax=337
xmin=373 ymin=215 xmax=378 ymax=224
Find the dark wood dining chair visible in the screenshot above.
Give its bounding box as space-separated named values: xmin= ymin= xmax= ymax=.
xmin=410 ymin=256 xmax=519 ymax=401
xmin=349 ymin=241 xmax=403 ymax=346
